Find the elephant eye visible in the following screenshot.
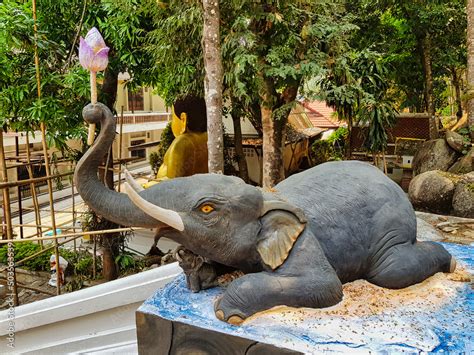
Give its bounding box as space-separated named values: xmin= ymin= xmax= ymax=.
xmin=200 ymin=204 xmax=215 ymax=214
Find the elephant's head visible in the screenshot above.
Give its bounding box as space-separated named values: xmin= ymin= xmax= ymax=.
xmin=75 ymin=103 xmax=307 ymax=271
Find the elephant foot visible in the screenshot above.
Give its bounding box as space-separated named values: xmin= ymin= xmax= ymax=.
xmin=215 ymin=307 xmax=245 ymax=325
xmin=212 ymin=271 xmax=342 ymax=326
xmin=214 ymin=296 xmax=247 ymax=325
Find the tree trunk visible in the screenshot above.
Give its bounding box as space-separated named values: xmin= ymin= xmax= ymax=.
xmin=451 ymin=68 xmax=463 ymax=120
xmin=231 ymin=109 xmax=249 ymax=183
xmin=202 ymin=0 xmax=224 ymax=173
xmin=346 ymin=112 xmax=353 ymax=159
xmin=260 ymin=82 xmax=297 ymax=189
xmin=99 ymin=67 xmax=119 ymax=281
xmin=468 ymin=0 xmax=474 ymax=142
xmin=261 ymin=103 xmax=285 ymax=189
xmin=420 ymin=33 xmax=438 ymax=139
xmin=248 ymin=101 xmax=263 ymax=136
xmin=101 ymin=64 xmax=119 ymax=113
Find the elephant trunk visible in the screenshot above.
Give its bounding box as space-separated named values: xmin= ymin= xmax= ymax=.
xmin=74 ymin=103 xmax=161 ymax=228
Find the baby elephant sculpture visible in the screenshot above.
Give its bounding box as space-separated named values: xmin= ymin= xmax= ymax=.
xmin=75 ymin=103 xmax=455 ymax=325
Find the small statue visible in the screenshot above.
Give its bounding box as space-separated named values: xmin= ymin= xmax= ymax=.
xmin=174 ymin=246 xmax=218 ymax=292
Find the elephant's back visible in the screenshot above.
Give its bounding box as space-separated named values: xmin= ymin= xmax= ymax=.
xmin=276 ymin=161 xmax=416 ymax=282
xmin=276 ymin=161 xmax=408 ymax=210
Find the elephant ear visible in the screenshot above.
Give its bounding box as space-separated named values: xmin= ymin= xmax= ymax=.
xmin=257 ymin=201 xmax=307 ymax=270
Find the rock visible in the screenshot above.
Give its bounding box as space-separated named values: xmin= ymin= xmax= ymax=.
xmin=448 ymin=147 xmax=473 ymax=174
xmin=409 ymin=170 xmax=456 ymax=214
xmin=463 ymin=230 xmax=474 ymax=239
xmin=416 ymin=218 xmax=444 ymax=241
xmin=445 ymin=131 xmax=465 ymax=152
xmin=441 ymin=226 xmax=458 ymax=233
xmin=464 ymin=171 xmax=474 ymax=181
xmin=452 ymin=182 xmax=474 ymax=218
xmin=412 ymin=139 xmax=460 ymax=176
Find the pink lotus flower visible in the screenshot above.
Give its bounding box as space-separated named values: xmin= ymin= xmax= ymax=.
xmin=79 ymin=27 xmax=109 ymax=72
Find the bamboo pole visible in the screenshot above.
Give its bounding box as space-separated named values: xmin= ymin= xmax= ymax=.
xmin=92 ymin=235 xmax=97 ymax=279
xmin=14 ymin=135 xmax=23 ymax=239
xmin=1 ymin=223 xmax=73 ymax=229
xmin=32 ymin=0 xmax=61 ymax=296
xmin=0 ymin=132 xmax=19 ymax=306
xmin=0 ymin=227 xmax=143 ymax=244
xmin=9 ymin=282 xmax=56 ymax=296
xmin=4 ymin=160 xmax=73 ymax=168
xmin=21 ymin=207 xmax=87 ymax=214
xmin=15 ymin=234 xmax=83 ymax=269
xmin=0 ymin=233 xmax=85 ymax=274
xmin=71 ymin=160 xmax=76 ymax=251
xmin=25 ymin=134 xmax=44 ymax=247
xmin=0 ymin=171 xmax=73 ymax=189
xmin=117 ymin=106 xmax=124 ymax=192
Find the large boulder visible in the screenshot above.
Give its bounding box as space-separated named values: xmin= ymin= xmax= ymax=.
xmin=408 ymin=170 xmax=456 ymax=214
xmin=445 ymin=131 xmax=465 ymax=153
xmin=452 ymin=173 xmax=474 ymax=218
xmin=412 ymin=139 xmax=460 ymax=176
xmin=448 ymin=147 xmax=473 ymax=174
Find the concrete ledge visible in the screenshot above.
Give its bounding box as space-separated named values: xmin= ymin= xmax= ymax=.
xmin=0 ymin=263 xmax=181 ymax=353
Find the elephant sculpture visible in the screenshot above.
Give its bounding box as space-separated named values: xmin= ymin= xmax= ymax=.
xmin=75 ymin=103 xmax=456 ymax=325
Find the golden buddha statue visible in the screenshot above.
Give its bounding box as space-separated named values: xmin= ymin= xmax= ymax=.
xmin=147 ymin=96 xmax=208 ymax=187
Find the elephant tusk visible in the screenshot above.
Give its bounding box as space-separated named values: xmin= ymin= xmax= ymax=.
xmin=123 ymin=183 xmax=185 ymax=231
xmin=124 ymin=169 xmax=144 ymax=192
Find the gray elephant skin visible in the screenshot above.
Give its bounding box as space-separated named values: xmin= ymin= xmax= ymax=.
xmin=75 ymin=103 xmax=455 ymax=325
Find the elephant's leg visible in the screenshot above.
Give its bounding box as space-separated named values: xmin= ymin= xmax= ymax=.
xmin=366 ymin=241 xmax=455 ymax=289
xmin=214 ymin=271 xmax=342 ymax=325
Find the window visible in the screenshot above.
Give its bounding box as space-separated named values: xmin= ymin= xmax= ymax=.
xmin=128 ymin=89 xmax=144 ymax=112
xmin=18 ymin=164 xmax=47 ymax=198
xmin=130 ymin=139 xmax=146 ymax=159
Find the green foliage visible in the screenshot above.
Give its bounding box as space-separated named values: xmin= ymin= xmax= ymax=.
xmin=60 ymin=248 xmax=100 ymax=279
xmin=317 ymin=48 xmax=397 ymax=152
xmin=456 ymin=127 xmax=473 ymax=155
xmin=115 ymin=252 xmax=144 ymax=274
xmin=0 ymin=242 xmax=101 ymax=279
xmin=149 ymin=122 xmax=174 ymax=174
xmin=311 ymin=127 xmax=348 ymax=165
xmin=145 ymin=1 xmax=204 ymax=104
xmin=0 ymin=0 xmax=89 ymax=154
xmin=0 ymin=242 xmax=50 ymax=271
xmin=348 ymin=0 xmax=466 ymax=114
xmin=0 ymin=0 xmax=158 ymax=155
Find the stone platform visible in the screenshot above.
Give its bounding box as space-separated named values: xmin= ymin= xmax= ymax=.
xmin=137 ymin=243 xmax=473 ymax=354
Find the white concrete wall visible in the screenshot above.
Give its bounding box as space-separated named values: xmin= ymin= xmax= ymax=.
xmin=0 ymin=263 xmax=181 ymax=354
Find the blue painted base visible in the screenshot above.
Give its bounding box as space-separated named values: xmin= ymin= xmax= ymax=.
xmin=138 ymin=243 xmax=473 ymax=354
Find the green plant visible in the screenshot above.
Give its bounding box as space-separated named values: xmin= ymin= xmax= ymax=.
xmin=0 ymin=242 xmax=50 ymax=271
xmin=0 ymin=242 xmax=101 ymax=281
xmin=115 ymin=253 xmax=135 ymax=271
xmin=115 ymin=252 xmax=144 ymax=275
xmin=149 ymin=122 xmax=174 ymax=174
xmin=456 ymin=127 xmax=473 ymax=155
xmin=311 ymin=127 xmax=348 ymax=165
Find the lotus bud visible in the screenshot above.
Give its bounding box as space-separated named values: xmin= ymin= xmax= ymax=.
xmin=79 ymin=27 xmax=110 ymax=73
xmin=78 ymin=27 xmax=109 ymax=145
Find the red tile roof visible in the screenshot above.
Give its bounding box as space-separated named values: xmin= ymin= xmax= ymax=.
xmin=302 ymin=100 xmax=341 ymax=129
